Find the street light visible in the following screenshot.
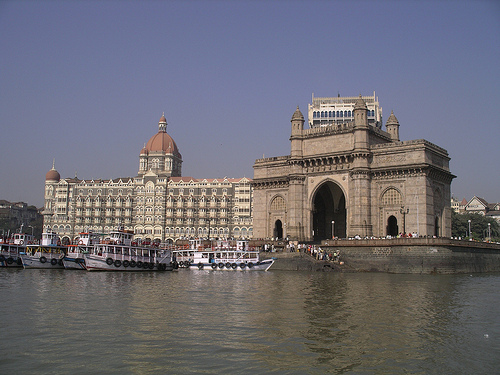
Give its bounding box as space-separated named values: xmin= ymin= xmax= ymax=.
xmin=468 ymin=219 xmax=472 ymax=240
xmin=331 ymin=220 xmax=335 ymax=239
xmin=488 ymin=223 xmax=491 ymax=241
xmin=400 ymin=206 xmax=409 ymax=235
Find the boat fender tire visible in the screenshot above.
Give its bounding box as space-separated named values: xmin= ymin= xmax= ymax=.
xmin=218 ymin=263 xmax=224 ymax=269
xmin=0 ymin=255 xmax=5 ymax=262
xmin=211 ymin=263 xmax=217 ymax=270
xmin=130 ymin=260 xmax=136 ymax=268
xmin=143 ymin=262 xmax=149 ymax=269
xmin=231 ymin=263 xmax=237 ymax=269
xmin=123 ymin=260 xmax=130 ymax=268
xmin=248 ymin=262 xmax=254 ymax=268
xmin=106 ymin=258 xmax=113 ymax=266
xmin=51 ymin=258 xmax=58 ymax=266
xmin=114 ymin=260 xmax=121 ymax=268
xmin=198 ymin=263 xmax=204 ymax=270
xmin=225 ymin=262 xmax=231 ymax=269
xmin=240 ymin=263 xmax=246 ymax=269
xmin=7 ymin=257 xmax=14 ymax=265
xmin=148 ymin=263 xmax=154 ymax=270
xmin=40 ymin=256 xmax=47 ymax=264
xmin=185 ymin=262 xmax=191 ymax=268
xmin=136 ymin=261 xmax=143 ymax=268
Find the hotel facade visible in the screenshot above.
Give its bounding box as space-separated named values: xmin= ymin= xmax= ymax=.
xmin=42 ymin=114 xmax=253 ymax=244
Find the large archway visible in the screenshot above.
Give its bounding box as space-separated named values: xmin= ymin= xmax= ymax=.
xmin=312 ymin=181 xmax=346 ymax=241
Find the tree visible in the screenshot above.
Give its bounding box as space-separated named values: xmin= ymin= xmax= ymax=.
xmin=451 ymin=211 xmax=499 ymax=241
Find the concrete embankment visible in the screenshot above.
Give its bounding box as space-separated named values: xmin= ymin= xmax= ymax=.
xmin=261 ymin=238 xmax=500 ymax=274
xmin=260 ymin=252 xmax=353 ymax=272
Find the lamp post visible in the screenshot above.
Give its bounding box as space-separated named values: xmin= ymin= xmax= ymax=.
xmin=400 ymin=206 xmax=409 ymax=235
xmin=488 ymin=223 xmax=491 ymax=241
xmin=331 ymin=220 xmax=335 ymax=239
xmin=468 ymin=219 xmax=472 ymax=240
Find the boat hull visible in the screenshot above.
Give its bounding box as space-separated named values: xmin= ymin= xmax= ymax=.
xmin=21 ymin=255 xmax=65 ymax=269
xmin=63 ymin=256 xmax=87 ymax=270
xmin=85 ymin=255 xmax=174 ymax=272
xmin=191 ymin=259 xmax=274 ymax=271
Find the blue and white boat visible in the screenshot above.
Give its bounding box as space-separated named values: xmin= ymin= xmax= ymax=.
xmin=173 ymin=239 xmax=274 ymax=271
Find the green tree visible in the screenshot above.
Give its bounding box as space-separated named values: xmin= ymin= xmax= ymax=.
xmin=451 ymin=211 xmax=499 ymax=241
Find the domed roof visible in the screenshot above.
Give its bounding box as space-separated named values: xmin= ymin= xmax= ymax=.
xmin=144 ymin=114 xmax=181 ymax=157
xmin=291 ymin=106 xmax=304 ymax=121
xmin=46 ymin=161 xmax=60 ymax=182
xmin=354 ymin=94 xmax=367 ymax=110
xmin=386 ymin=110 xmax=399 ymax=126
xmin=140 ymin=143 xmax=148 ymax=155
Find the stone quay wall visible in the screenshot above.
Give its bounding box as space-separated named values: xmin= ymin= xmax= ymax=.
xmin=261 ymin=238 xmax=500 ymax=274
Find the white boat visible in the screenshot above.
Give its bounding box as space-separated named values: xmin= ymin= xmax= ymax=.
xmin=0 ymin=243 xmax=24 ymax=267
xmin=63 ymin=231 xmax=101 ymax=270
xmin=0 ymin=233 xmax=35 ymax=267
xmin=173 ymin=239 xmax=274 ymax=271
xmin=21 ymin=232 xmax=66 ymax=269
xmin=84 ymin=229 xmax=174 ymax=271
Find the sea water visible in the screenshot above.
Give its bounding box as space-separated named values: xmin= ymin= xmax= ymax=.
xmin=0 ymin=269 xmax=499 ymax=374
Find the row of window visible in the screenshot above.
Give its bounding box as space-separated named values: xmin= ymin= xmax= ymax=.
xmin=312 ymin=110 xmax=376 ymax=118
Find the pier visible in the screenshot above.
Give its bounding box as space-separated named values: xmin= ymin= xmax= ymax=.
xmin=260 ymin=238 xmax=500 ymax=274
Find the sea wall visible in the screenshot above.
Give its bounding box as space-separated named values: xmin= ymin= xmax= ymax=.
xmin=261 ymin=238 xmax=500 ymax=274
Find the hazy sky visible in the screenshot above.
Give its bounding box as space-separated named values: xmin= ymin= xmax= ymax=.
xmin=1 ymin=0 xmax=499 ymax=207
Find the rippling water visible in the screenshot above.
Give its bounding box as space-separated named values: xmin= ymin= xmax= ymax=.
xmin=0 ymin=269 xmax=499 ymax=374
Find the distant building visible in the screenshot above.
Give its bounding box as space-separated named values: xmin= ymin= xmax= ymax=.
xmin=253 ymin=94 xmax=455 ymax=240
xmin=308 ymin=92 xmax=383 ymax=129
xmin=451 ymin=196 xmax=468 ymax=213
xmin=42 ymin=114 xmax=252 ymax=244
xmin=462 ymin=196 xmax=500 ymax=224
xmin=0 ymin=200 xmax=41 ymax=232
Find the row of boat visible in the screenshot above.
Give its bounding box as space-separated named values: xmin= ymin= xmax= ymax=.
xmin=0 ymin=231 xmax=274 ymax=272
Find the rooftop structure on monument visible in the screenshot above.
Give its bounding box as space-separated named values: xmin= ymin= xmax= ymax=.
xmin=308 ymin=91 xmax=383 ymax=129
xmin=253 ymin=93 xmax=455 ymax=242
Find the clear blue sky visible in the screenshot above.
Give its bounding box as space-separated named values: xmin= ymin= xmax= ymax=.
xmin=1 ymin=0 xmax=499 ymax=207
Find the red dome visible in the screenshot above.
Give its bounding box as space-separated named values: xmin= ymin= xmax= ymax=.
xmin=45 ymin=168 xmax=60 ymax=182
xmin=145 ymin=131 xmax=180 ymax=156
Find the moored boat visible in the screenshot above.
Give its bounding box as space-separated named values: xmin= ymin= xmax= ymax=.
xmin=0 ymin=243 xmax=24 ymax=267
xmin=63 ymin=231 xmax=101 ymax=270
xmin=0 ymin=232 xmax=36 ymax=267
xmin=84 ymin=229 xmax=174 ymax=271
xmin=21 ymin=232 xmax=66 ymax=269
xmin=173 ymin=239 xmax=274 ymax=271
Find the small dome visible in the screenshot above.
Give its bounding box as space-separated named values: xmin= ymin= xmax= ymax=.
xmin=159 ymin=114 xmax=167 ymax=124
xmin=354 ymin=94 xmax=367 ymax=110
xmin=46 ymin=167 xmax=60 ymax=182
xmin=386 ymin=110 xmax=399 ymax=126
xmin=291 ymin=106 xmax=304 ymax=121
xmin=140 ymin=145 xmax=148 ymax=155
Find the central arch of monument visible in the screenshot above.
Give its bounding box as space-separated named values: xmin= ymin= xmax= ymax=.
xmin=311 ymin=181 xmax=346 ymax=241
